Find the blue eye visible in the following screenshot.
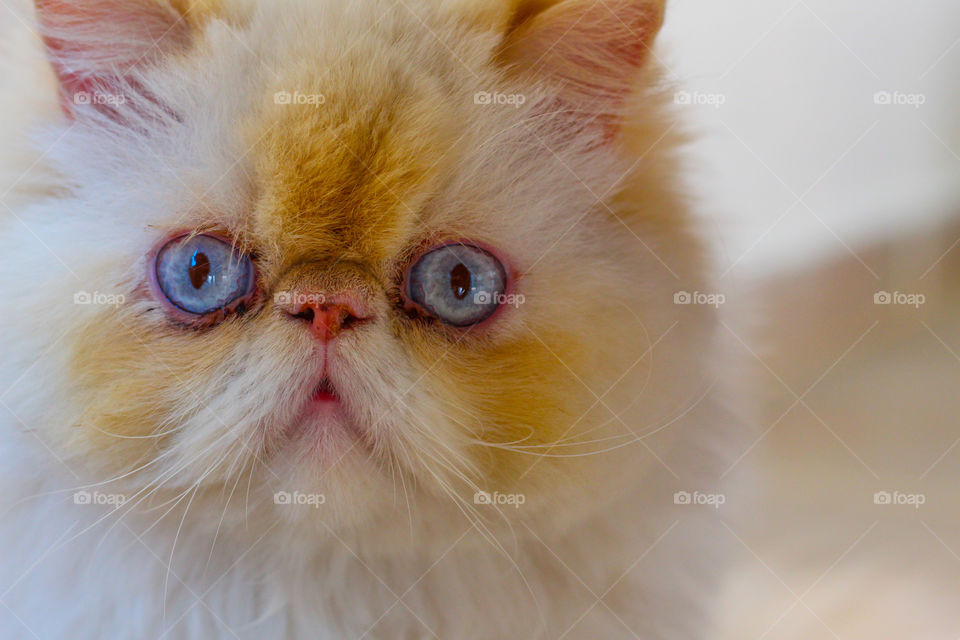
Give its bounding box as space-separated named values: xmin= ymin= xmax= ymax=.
xmin=406 ymin=244 xmax=507 ymax=326
xmin=154 ymin=234 xmax=255 ymax=316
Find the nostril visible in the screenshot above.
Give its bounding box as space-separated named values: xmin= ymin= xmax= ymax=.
xmin=283 ymin=298 xmax=368 ymax=341
xmin=293 ymin=306 xmax=315 ymax=323
xmin=340 ymin=312 xmax=360 ymax=331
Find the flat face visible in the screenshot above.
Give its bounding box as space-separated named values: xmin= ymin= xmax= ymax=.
xmin=6 ymin=0 xmax=705 ymax=535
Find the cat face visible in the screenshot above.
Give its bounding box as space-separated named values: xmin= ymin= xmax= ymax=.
xmin=4 ymin=0 xmax=712 ymax=534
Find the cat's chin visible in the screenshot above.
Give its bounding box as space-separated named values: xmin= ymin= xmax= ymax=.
xmin=282 ymin=380 xmax=364 ymax=456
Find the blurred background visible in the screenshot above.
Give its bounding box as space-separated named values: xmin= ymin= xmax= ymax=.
xmin=661 ymin=1 xmax=960 ymax=637
xmin=2 ymin=0 xmax=959 ymax=637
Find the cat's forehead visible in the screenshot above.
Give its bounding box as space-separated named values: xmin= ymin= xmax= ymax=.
xmin=219 ymin=0 xmax=476 ymax=274
xmin=245 ymin=76 xmax=450 ymax=271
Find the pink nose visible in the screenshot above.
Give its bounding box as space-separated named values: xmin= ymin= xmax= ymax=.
xmin=282 ymin=293 xmax=370 ymax=341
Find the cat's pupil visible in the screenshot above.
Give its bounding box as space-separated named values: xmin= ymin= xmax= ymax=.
xmin=450 ymin=263 xmax=471 ymax=300
xmin=188 ymin=251 xmax=211 ymax=290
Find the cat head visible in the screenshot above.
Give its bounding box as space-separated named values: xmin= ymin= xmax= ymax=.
xmin=3 ymin=0 xmax=714 ymax=539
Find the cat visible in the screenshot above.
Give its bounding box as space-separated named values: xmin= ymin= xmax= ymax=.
xmin=0 ymin=0 xmax=744 ymax=638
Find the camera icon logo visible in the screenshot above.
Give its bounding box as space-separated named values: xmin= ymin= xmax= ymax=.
xmin=673 ymin=91 xmax=692 ymax=105
xmin=73 ymin=490 xmax=92 ymax=505
xmin=873 ymin=491 xmax=892 ymax=505
xmin=474 ymin=291 xmax=492 ymax=305
xmin=874 ymin=291 xmax=892 ymax=305
xmin=273 ymin=491 xmax=292 ymax=505
xmin=673 ymin=291 xmax=692 ymax=305
xmin=673 ymin=491 xmax=692 ymax=505
xmin=73 ymin=291 xmax=92 ymax=305
xmin=73 ymin=91 xmax=91 ymax=105
xmin=873 ymin=91 xmax=892 ymax=105
xmin=274 ymin=91 xmax=292 ymax=105
xmin=274 ymin=291 xmax=292 ymax=306
xmin=473 ymin=491 xmax=492 ymax=505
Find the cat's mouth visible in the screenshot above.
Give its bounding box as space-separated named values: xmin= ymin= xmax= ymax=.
xmin=311 ymin=378 xmax=339 ymax=404
xmin=282 ymin=375 xmax=359 ymax=449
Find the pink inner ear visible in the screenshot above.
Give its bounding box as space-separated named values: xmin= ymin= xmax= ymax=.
xmin=502 ymin=0 xmax=665 ymax=111
xmin=35 ymin=0 xmax=191 ymax=118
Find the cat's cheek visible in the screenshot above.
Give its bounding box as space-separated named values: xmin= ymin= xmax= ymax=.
xmin=65 ymin=319 xmax=178 ymax=468
xmin=401 ymin=325 xmax=592 ymax=481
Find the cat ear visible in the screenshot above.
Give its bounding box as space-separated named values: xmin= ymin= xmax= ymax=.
xmin=497 ymin=0 xmax=666 ymax=116
xmin=34 ymin=0 xmax=195 ymax=119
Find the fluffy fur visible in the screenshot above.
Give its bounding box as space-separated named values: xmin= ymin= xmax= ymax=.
xmin=0 ymin=0 xmax=742 ymax=637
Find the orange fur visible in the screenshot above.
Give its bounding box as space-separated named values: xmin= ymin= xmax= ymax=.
xmin=55 ymin=0 xmax=711 ymax=509
xmin=1 ymin=1 xmax=738 ymax=636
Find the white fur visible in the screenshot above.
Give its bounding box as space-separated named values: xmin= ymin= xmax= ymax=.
xmin=0 ymin=1 xmax=745 ymax=638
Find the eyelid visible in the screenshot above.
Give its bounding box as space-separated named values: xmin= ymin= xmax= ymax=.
xmin=148 ymin=231 xmax=259 ymax=327
xmin=402 ymin=238 xmax=518 ymax=288
xmin=399 ymin=240 xmax=514 ymax=328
